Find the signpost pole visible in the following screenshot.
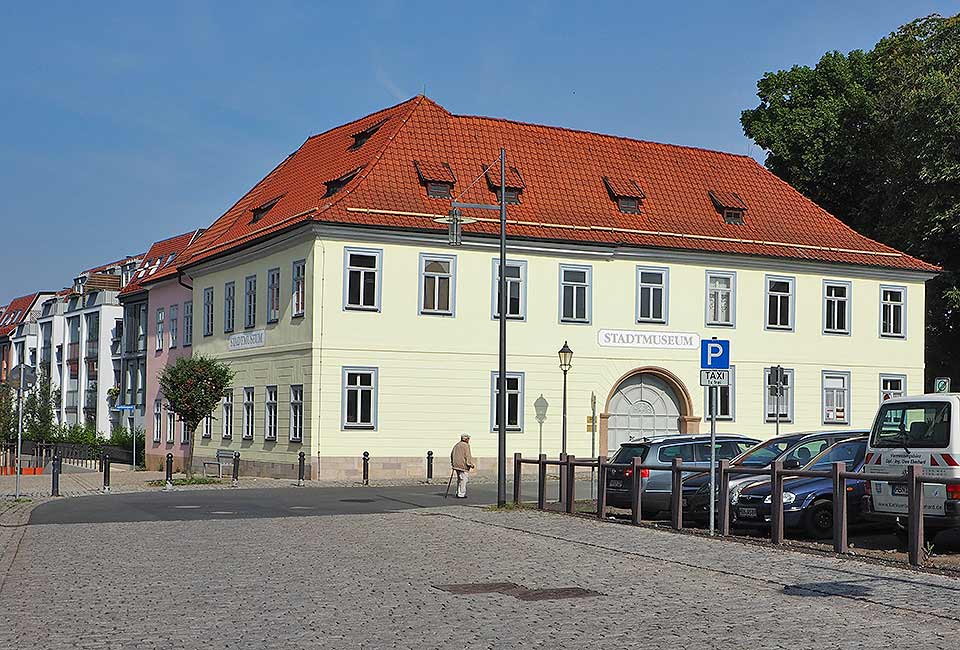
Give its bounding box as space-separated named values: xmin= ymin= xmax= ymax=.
xmin=775 ymin=365 xmax=782 ymax=438
xmin=709 ymin=384 xmax=717 ymax=536
xmin=15 ymin=365 xmax=24 ymax=499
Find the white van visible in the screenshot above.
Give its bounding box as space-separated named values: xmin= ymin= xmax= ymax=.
xmin=863 ymin=393 xmax=960 ymax=531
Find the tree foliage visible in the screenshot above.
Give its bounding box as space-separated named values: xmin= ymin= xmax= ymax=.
xmin=23 ymin=367 xmax=59 ymax=441
xmin=0 ymin=383 xmax=15 ymax=442
xmin=742 ymin=13 xmax=960 ymax=385
xmin=158 ymin=355 xmax=234 ymax=475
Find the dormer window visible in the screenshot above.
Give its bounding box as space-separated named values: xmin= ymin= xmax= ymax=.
xmin=723 ymin=208 xmax=745 ymax=225
xmin=709 ymin=190 xmax=748 ymax=225
xmin=617 ymin=197 xmax=640 ymax=214
xmin=603 ymin=176 xmax=645 ymax=214
xmin=251 ymin=196 xmax=282 ymax=223
xmin=323 ymin=166 xmax=364 ymax=198
xmin=485 ymin=165 xmax=524 ymax=205
xmin=495 ymin=188 xmax=520 ymax=205
xmin=427 ymin=182 xmax=452 ymax=199
xmin=414 ymin=160 xmax=456 ymax=199
xmin=349 ymin=119 xmax=387 ymax=151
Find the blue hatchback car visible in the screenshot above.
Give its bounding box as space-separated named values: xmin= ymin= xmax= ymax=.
xmin=733 ymin=437 xmax=868 ymax=538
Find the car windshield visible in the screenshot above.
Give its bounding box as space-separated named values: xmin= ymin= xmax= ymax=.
xmin=734 ymin=438 xmax=798 ymax=467
xmin=870 ymin=402 xmax=951 ymax=449
xmin=612 ymin=444 xmax=649 ymax=464
xmin=807 ymin=440 xmax=866 ymax=471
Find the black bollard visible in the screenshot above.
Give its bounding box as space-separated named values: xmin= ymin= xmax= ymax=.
xmin=426 ymin=450 xmax=434 ymax=482
xmin=297 ymin=451 xmax=306 ymax=487
xmin=362 ymin=451 xmax=370 ymax=486
xmin=165 ymin=453 xmax=174 ymax=490
xmin=232 ymin=451 xmax=240 ymax=487
xmin=102 ymin=454 xmax=111 ymax=492
xmin=51 ymin=452 xmax=61 ymax=497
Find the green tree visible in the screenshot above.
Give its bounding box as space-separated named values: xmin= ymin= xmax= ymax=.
xmin=23 ymin=367 xmax=59 ymax=441
xmin=0 ymin=383 xmax=15 ymax=442
xmin=158 ymin=355 xmax=234 ymax=476
xmin=742 ymin=13 xmax=960 ymax=386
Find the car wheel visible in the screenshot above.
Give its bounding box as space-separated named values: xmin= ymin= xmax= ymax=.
xmin=805 ymin=499 xmax=834 ymax=539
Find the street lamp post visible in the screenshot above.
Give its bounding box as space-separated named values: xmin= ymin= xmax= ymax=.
xmin=558 ymin=341 xmax=573 ymax=455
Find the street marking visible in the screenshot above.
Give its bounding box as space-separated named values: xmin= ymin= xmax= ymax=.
xmin=210 ymin=511 xmax=235 ymax=515
xmin=172 ymin=505 xmax=201 ymax=509
xmin=289 ymin=506 xmax=314 ymax=510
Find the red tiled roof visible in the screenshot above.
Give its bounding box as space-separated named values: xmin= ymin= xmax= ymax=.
xmin=119 ymin=230 xmax=203 ymax=296
xmin=413 ymin=159 xmax=456 ymax=184
xmin=0 ymin=292 xmax=47 ymax=338
xmin=156 ymin=96 xmax=938 ymax=275
xmin=604 ymin=176 xmax=645 ymax=199
xmin=709 ymin=190 xmax=748 ymax=211
xmin=82 ymin=255 xmax=143 ymax=276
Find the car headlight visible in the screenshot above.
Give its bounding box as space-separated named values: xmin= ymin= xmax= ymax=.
xmin=731 ymin=485 xmax=743 ymax=505
xmin=763 ymin=492 xmax=796 ymax=505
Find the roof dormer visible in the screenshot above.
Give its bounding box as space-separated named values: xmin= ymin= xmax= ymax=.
xmin=323 ymin=166 xmax=364 ymax=198
xmin=485 ymin=165 xmax=525 ymax=204
xmin=349 ymin=118 xmax=388 ymax=151
xmin=708 ymin=190 xmax=748 ymax=225
xmin=603 ymin=176 xmax=646 ymax=214
xmin=413 ymin=160 xmax=457 ymax=199
xmin=251 ymin=195 xmax=282 ymax=224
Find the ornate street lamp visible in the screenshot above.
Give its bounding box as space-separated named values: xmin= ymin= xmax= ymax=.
xmin=558 ymin=341 xmax=573 ymax=455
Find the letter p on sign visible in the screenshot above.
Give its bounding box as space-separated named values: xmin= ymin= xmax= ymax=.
xmin=700 ymin=339 xmax=730 ymax=370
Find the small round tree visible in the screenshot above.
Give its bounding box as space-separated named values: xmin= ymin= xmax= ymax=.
xmin=158 ymin=355 xmax=234 ymax=477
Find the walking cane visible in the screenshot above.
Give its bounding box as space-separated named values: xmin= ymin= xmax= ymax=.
xmin=443 ymin=469 xmax=455 ymax=498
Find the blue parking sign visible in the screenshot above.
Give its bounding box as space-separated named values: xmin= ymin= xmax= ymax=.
xmin=700 ymin=339 xmax=730 ymax=370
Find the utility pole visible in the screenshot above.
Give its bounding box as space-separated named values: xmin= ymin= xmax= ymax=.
xmin=496 ymin=147 xmax=507 ymax=508
xmin=15 ymin=364 xmax=24 ymax=499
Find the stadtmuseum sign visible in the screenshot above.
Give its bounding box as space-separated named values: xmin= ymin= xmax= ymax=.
xmin=228 ymin=330 xmax=265 ymax=351
xmin=597 ymin=329 xmax=700 ymax=350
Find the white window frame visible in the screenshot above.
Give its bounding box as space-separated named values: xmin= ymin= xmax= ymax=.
xmin=202 ymin=413 xmax=212 ymax=439
xmin=490 ymin=371 xmax=524 ymax=432
xmin=491 ymin=259 xmax=528 ymax=321
xmin=823 ymin=280 xmax=851 ymax=335
xmin=559 ymin=264 xmax=592 ymax=324
xmin=183 ymin=301 xmax=193 ymax=346
xmin=419 ymin=253 xmax=457 ymax=316
xmin=763 ymin=367 xmax=795 ymax=423
xmin=223 ymin=282 xmax=235 ymax=333
xmin=244 ymin=275 xmax=257 ymax=329
xmin=153 ymin=400 xmax=162 ymax=443
xmin=636 ymin=266 xmax=669 ymax=324
xmin=703 ymin=365 xmax=735 ymax=421
xmin=765 ymin=275 xmax=795 ymax=331
xmin=242 ymin=387 xmax=255 ymax=440
xmin=341 ymin=367 xmax=378 ymax=430
xmin=880 ymin=374 xmax=906 ymax=403
xmin=292 ymin=259 xmax=306 ymax=318
xmin=155 ymin=308 xmax=164 ymax=352
xmin=705 ymin=270 xmax=736 ymax=327
xmin=822 ymin=370 xmax=851 ymax=425
xmin=343 ymin=248 xmax=383 ymax=311
xmin=166 ymin=410 xmax=175 ymax=444
xmin=267 ymin=268 xmax=281 ymax=323
xmin=289 ymin=384 xmax=304 ymax=442
xmin=202 ymin=288 xmax=214 ymax=337
xmin=222 ymin=389 xmax=233 ymax=439
xmin=180 ymin=420 xmax=190 ymax=445
xmin=880 ymin=284 xmax=906 ymax=338
xmin=265 ymin=385 xmax=278 ymax=441
xmin=169 ymin=304 xmax=178 ymax=348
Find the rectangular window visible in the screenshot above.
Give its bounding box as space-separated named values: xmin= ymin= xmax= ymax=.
xmin=183 ymin=301 xmax=193 ymax=346
xmin=243 ymin=387 xmax=255 ymax=439
xmin=290 ymin=385 xmax=304 ymax=442
xmin=166 ymin=410 xmax=175 ymax=443
xmin=203 ymin=288 xmax=214 ymax=337
xmin=704 ymin=366 xmax=735 ymax=421
xmin=292 ymin=259 xmax=306 ymax=317
xmin=636 ymin=266 xmax=668 ymax=323
xmin=491 ymin=371 xmax=524 ymax=431
xmin=880 ymin=285 xmax=906 ymax=338
xmin=764 ymin=367 xmax=794 ymax=423
xmin=267 ymin=268 xmax=281 ymax=323
xmin=705 ymin=271 xmax=735 ymax=327
xmin=155 ymin=308 xmax=164 ymax=352
xmin=153 ymin=400 xmax=162 ymax=443
xmin=265 ymin=386 xmax=278 ymax=440
xmin=765 ymin=275 xmax=795 ymax=330
xmin=181 ymin=420 xmax=190 ymax=445
xmin=137 ymin=360 xmax=146 ymax=407
xmin=344 ymin=248 xmax=382 ymax=311
xmin=823 ymin=371 xmax=851 ymax=424
xmin=559 ymin=264 xmax=591 ymax=324
xmin=222 ymin=389 xmax=233 ymax=439
xmin=244 ymin=276 xmax=257 ymax=328
xmin=137 ymin=304 xmax=148 ymax=351
xmin=823 ymin=281 xmax=851 ymax=335
xmin=342 ymin=368 xmax=378 ymax=429
xmin=202 ymin=413 xmax=212 ymax=439
xmin=224 ymin=282 xmax=235 ymax=333
xmin=420 ymin=254 xmax=456 ymax=315
xmin=880 ymin=374 xmax=906 ymax=403
xmin=492 ymin=259 xmax=527 ymax=320
xmin=169 ymin=305 xmax=178 ymax=348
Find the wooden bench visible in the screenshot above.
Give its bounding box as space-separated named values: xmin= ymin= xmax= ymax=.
xmin=203 ymin=449 xmax=235 ymax=478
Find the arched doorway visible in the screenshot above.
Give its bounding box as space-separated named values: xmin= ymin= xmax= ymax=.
xmin=603 ymin=368 xmax=698 ymax=454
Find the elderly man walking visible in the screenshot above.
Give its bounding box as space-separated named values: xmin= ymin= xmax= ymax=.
xmin=450 ymin=434 xmax=476 ymax=499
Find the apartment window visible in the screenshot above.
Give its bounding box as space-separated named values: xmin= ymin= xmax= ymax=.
xmin=290 ymin=385 xmax=304 ymax=442
xmin=491 ymin=371 xmax=524 ymax=431
xmin=822 ymin=371 xmax=850 ymax=424
xmin=153 ymin=400 xmax=162 ymax=443
xmin=880 ymin=374 xmax=906 ymax=402
xmin=342 ymin=368 xmax=377 ymax=429
xmin=704 ymin=366 xmax=735 ymax=421
xmin=183 ymin=301 xmax=193 ymax=346
xmin=491 ymin=259 xmax=527 ymax=320
xmin=202 ymin=413 xmax=212 ymax=439
xmin=880 ymin=285 xmax=906 ymax=338
xmin=155 ymin=308 xmax=164 ymax=352
xmin=242 ymin=387 xmax=255 ymax=439
xmin=823 ymin=281 xmax=851 ymax=335
xmin=636 ymin=266 xmax=668 ymax=323
xmin=419 ymin=254 xmax=456 ymax=315
xmin=265 ymin=386 xmax=278 ymax=440
xmin=559 ymin=264 xmax=591 ymax=324
xmin=292 ymin=260 xmax=306 ymax=317
xmin=764 ymin=367 xmax=794 ymax=423
xmin=181 ymin=420 xmax=190 ymax=445
xmin=705 ymin=271 xmax=735 ymax=326
xmin=765 ymin=275 xmax=795 ymax=330
xmin=202 ymin=288 xmax=214 ymax=337
xmin=166 ymin=410 xmax=175 ymax=443
xmin=137 ymin=360 xmax=146 ymax=407
xmin=344 ymin=248 xmax=382 ymax=311
xmin=222 ymin=390 xmax=233 ymax=439
xmin=137 ymin=304 xmax=148 ymax=351
xmin=169 ymin=305 xmax=178 ymax=348
xmin=224 ymin=282 xmax=235 ymax=333
xmin=267 ymin=268 xmax=281 ymax=323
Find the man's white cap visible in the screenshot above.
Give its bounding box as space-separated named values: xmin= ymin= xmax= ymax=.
xmin=461 ymin=434 xmax=471 ymax=441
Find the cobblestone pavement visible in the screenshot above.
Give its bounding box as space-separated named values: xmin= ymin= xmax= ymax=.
xmin=4 ymin=504 xmax=960 ymax=648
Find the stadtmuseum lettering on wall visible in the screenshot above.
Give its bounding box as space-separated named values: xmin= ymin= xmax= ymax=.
xmin=597 ymin=329 xmax=700 ymax=350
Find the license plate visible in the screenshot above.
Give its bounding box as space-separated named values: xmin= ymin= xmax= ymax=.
xmin=739 ymin=507 xmax=758 ymax=519
xmin=608 ymin=480 xmax=623 ymax=488
xmin=892 ymin=484 xmax=908 ymax=496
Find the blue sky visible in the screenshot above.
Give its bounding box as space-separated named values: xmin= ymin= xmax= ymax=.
xmin=1 ymin=0 xmax=956 ymax=299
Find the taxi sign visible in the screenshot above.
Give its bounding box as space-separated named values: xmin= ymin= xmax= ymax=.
xmin=700 ymin=369 xmax=730 ymax=387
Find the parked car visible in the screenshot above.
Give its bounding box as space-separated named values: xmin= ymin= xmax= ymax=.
xmin=605 ymin=434 xmax=759 ymax=515
xmin=733 ymin=436 xmax=868 ymax=538
xmin=863 ymin=393 xmax=960 ymax=536
xmin=684 ymin=429 xmax=869 ymax=525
